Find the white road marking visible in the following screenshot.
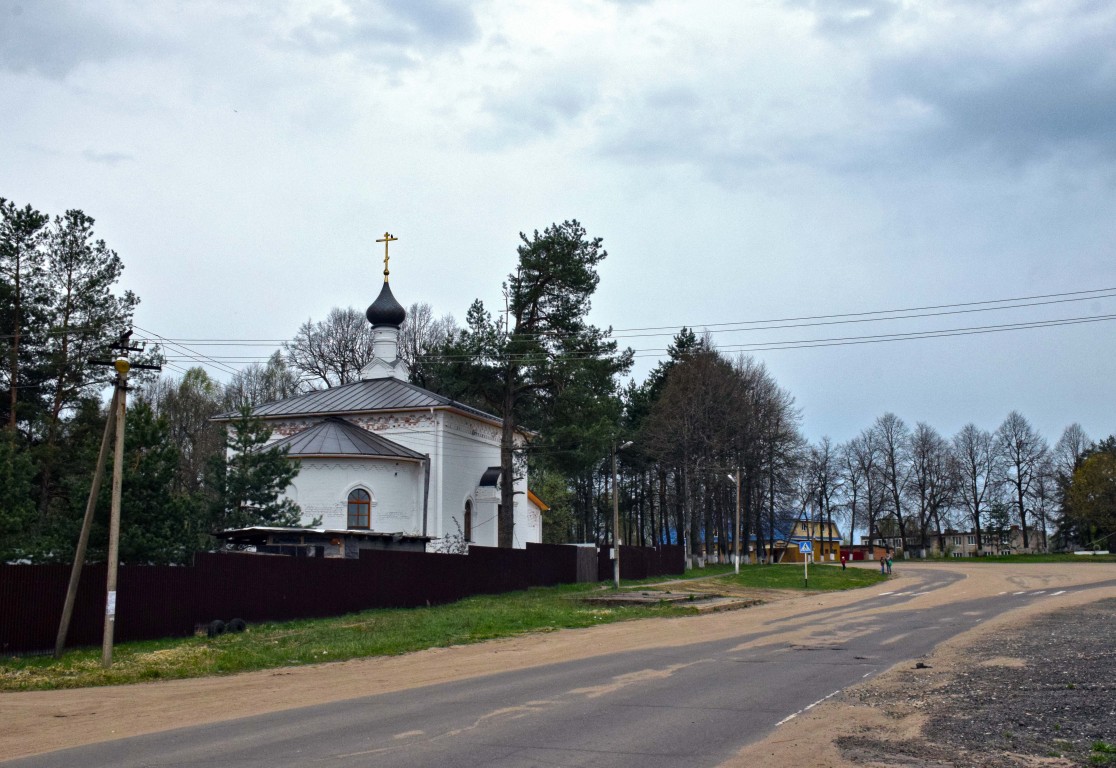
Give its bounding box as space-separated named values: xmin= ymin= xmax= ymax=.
xmin=878 ymin=591 xmax=895 ymax=596
xmin=1013 ymin=591 xmax=1026 ymax=595
xmin=1033 ymin=590 xmax=1047 ymax=594
xmin=1052 ymin=590 xmax=1067 ymax=595
xmin=777 ymin=690 xmax=842 ymax=726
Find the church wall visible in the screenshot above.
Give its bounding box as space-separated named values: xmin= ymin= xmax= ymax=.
xmin=439 ymin=412 xmax=503 ymax=547
xmin=510 ymin=451 xmax=535 ymax=548
xmin=258 ymin=409 xmax=539 ymax=548
xmin=520 ymin=495 xmax=543 ymax=545
xmin=285 ymin=458 xmax=423 ymax=535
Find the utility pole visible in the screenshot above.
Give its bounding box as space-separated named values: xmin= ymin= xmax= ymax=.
xmin=611 ymin=441 xmax=633 ymax=590
xmin=61 ymin=330 xmax=160 ymax=667
xmin=54 ymin=386 xmax=119 ymax=658
xmin=612 ymin=445 xmax=620 ymax=590
xmin=101 ymin=352 xmax=129 ymax=668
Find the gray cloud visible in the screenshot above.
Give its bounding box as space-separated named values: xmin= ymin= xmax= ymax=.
xmin=872 ymin=42 xmax=1116 ymax=165
xmin=283 ymin=0 xmax=478 ymax=65
xmin=0 ymin=0 xmax=137 ymax=77
xmin=470 ymin=75 xmax=600 ymax=149
xmin=784 ymin=0 xmax=898 ymax=38
xmin=82 ymin=148 xmax=133 ymax=166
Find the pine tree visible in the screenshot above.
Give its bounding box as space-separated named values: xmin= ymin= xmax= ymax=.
xmin=435 ymin=221 xmax=632 ymax=547
xmin=207 ymin=407 xmax=301 ymax=531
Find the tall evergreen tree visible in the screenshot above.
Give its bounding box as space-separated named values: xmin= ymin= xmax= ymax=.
xmin=434 ymin=221 xmax=631 ymax=547
xmin=0 ymin=430 xmax=37 ymax=561
xmin=37 ymin=210 xmax=138 ymax=520
xmin=0 ymin=198 xmax=49 ymax=435
xmin=113 ymin=401 xmax=198 ymax=564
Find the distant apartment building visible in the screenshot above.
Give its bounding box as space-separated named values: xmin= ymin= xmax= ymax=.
xmin=862 ymin=525 xmax=1030 ymax=557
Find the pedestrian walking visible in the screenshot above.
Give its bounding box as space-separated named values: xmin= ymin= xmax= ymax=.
xmin=880 ymin=555 xmax=886 ymax=575
xmin=886 ymin=554 xmax=893 ymax=574
xmin=840 ymin=552 xmax=847 ymax=570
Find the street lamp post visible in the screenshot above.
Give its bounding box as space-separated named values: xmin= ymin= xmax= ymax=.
xmin=612 ymin=440 xmax=633 ymax=590
xmin=727 ymin=473 xmax=742 ymax=575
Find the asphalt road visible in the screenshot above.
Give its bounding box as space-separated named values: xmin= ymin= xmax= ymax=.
xmin=9 ymin=568 xmax=1110 ymax=768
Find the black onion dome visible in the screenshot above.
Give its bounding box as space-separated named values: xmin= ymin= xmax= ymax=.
xmin=366 ymin=281 xmax=406 ymax=327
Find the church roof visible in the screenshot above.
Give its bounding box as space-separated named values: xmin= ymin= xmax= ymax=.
xmin=366 ymin=281 xmax=406 ymax=327
xmin=267 ymin=417 xmax=426 ymax=460
xmin=214 ymin=376 xmax=501 ymax=425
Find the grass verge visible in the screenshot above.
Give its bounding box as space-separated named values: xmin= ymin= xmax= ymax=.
xmin=1 ymin=564 xmax=884 ymax=692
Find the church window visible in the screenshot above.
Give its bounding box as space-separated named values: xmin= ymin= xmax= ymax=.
xmin=348 ymin=489 xmax=371 ymax=529
xmin=463 ymin=500 xmax=473 ymax=542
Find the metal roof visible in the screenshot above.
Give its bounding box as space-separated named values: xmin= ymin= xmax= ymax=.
xmin=266 ymin=417 xmax=426 ymax=460
xmin=214 ymin=376 xmax=502 ymax=424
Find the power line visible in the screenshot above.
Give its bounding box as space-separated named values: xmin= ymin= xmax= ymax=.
xmin=153 ymin=310 xmax=1116 ymax=365
xmin=131 ymin=324 xmax=242 ymax=377
xmin=138 ymin=286 xmax=1116 ymax=352
xmin=609 ymin=286 xmax=1116 ymax=334
xmin=137 ymin=286 xmax=1116 ymax=376
xmin=708 ymin=313 xmax=1116 ymax=354
xmin=614 ymin=290 xmax=1116 ymax=339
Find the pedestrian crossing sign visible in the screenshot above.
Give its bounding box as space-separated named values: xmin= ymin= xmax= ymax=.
xmin=799 ymin=541 xmax=813 ymax=554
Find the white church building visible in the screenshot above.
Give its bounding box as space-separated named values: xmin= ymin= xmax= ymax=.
xmin=215 ymin=241 xmax=544 ymax=555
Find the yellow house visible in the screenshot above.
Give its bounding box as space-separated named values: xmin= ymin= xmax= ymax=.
xmin=783 ymin=520 xmax=843 ymax=563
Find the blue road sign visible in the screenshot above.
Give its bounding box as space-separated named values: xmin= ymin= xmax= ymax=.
xmin=799 ymin=541 xmax=814 ymax=554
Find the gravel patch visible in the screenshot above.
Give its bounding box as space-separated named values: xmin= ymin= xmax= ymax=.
xmin=839 ymin=598 xmax=1116 ymax=767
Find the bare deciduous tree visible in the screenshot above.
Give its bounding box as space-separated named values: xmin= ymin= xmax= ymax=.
xmin=952 ymin=423 xmax=999 ymax=553
xmin=907 ymin=422 xmax=955 ymax=557
xmin=222 ymin=351 xmax=302 ymax=410
xmin=874 ymin=412 xmax=912 ymax=547
xmin=844 ymin=428 xmax=886 ymax=556
xmin=284 ymin=307 xmax=374 ymax=389
xmin=995 ymin=410 xmax=1049 ymax=551
xmin=399 ymin=301 xmax=458 ymax=388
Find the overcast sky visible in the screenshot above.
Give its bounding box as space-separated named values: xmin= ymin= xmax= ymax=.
xmin=3 ymin=0 xmax=1114 ymax=448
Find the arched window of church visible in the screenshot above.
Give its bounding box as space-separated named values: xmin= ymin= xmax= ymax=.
xmin=463 ymin=499 xmax=473 ymax=542
xmin=347 ymin=489 xmax=371 ymax=529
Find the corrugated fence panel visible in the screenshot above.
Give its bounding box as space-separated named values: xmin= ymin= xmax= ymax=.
xmin=0 ymin=564 xmax=108 ymax=655
xmin=117 ymin=565 xmax=197 ymax=643
xmin=526 ymin=542 xmax=580 ymax=587
xmin=466 ymin=546 xmax=530 ymax=595
xmin=1 ymin=544 xmax=688 ymax=655
xmin=659 ymin=545 xmax=685 ymax=575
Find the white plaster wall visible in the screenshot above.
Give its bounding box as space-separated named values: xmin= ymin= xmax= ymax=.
xmin=439 ymin=413 xmax=503 ymax=547
xmin=285 ymin=458 xmax=423 ymax=534
xmin=520 ymin=497 xmax=543 ymax=547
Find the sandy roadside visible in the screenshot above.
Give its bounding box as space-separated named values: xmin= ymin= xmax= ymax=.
xmin=3 ymin=562 xmax=1114 ymax=763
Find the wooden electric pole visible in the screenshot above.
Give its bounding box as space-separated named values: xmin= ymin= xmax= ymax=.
xmin=51 ymin=330 xmax=159 ymax=664
xmin=101 ymin=352 xmax=129 ymax=668
xmin=54 ymin=386 xmax=119 ymax=658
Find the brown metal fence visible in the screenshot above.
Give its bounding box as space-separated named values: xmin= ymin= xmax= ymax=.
xmin=0 ymin=544 xmax=682 ymax=655
xmin=596 ymin=545 xmax=686 ymax=582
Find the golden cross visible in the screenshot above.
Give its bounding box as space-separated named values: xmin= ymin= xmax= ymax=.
xmin=376 ymin=232 xmax=397 ymax=282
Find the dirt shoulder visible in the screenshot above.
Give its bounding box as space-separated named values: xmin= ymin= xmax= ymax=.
xmin=3 ymin=562 xmax=1114 ymax=763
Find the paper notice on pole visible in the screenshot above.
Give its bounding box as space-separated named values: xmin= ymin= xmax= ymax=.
xmin=106 ymin=591 xmax=117 ymax=616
